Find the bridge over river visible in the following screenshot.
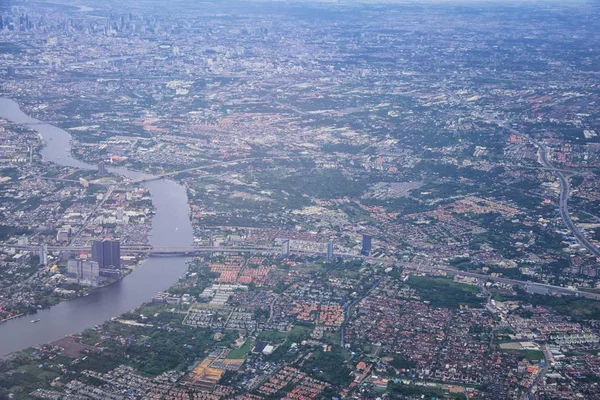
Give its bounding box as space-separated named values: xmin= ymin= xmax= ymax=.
xmin=0 ymin=244 xmax=357 ymax=258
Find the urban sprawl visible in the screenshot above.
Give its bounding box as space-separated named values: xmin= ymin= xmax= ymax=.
xmin=1 ymin=0 xmax=600 ymax=399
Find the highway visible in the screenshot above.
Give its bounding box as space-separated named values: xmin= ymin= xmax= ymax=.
xmin=0 ymin=243 xmax=359 ymax=259
xmin=420 ymin=263 xmax=600 ymax=301
xmin=339 ymin=278 xmax=382 ymax=347
xmin=457 ymin=99 xmax=600 ymax=260
xmin=5 ymin=241 xmax=600 ymax=304
xmin=536 ymin=143 xmax=600 ymax=258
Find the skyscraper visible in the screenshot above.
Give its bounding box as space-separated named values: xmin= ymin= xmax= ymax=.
xmin=361 ymin=234 xmax=372 ymax=256
xmin=106 ymin=240 xmax=120 ymax=268
xmin=327 ymin=240 xmax=334 ymax=262
xmin=98 ymin=161 xmax=107 ymax=176
xmin=91 ymin=240 xmax=103 ymax=266
xmin=92 ymin=239 xmax=121 ymax=268
xmin=39 ymin=243 xmax=48 ymax=266
xmin=281 ymin=240 xmax=290 ymax=258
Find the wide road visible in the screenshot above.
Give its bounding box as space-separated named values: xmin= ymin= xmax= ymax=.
xmin=537 ymin=143 xmax=600 ymax=258
xmin=5 ymin=240 xmax=599 ymax=300
xmin=339 ymin=278 xmax=382 ymax=347
xmin=462 ymin=101 xmax=600 ymax=260
xmin=417 ymin=263 xmax=600 ymax=301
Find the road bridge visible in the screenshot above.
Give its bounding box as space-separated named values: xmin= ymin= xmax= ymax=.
xmin=0 ymin=243 xmax=356 ymax=258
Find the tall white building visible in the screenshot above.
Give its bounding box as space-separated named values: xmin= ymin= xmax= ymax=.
xmin=56 ymin=229 xmax=69 ymax=242
xmin=39 ymin=243 xmax=48 ymax=266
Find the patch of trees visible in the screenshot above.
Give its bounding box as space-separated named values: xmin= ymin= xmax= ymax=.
xmin=301 ymin=346 xmax=352 ymax=386
xmin=408 ymin=276 xmax=484 ymax=309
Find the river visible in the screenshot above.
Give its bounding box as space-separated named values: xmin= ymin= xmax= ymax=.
xmin=0 ymin=98 xmax=194 ymax=356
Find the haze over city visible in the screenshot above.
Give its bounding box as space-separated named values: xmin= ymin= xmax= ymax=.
xmin=1 ymin=0 xmax=600 ymax=399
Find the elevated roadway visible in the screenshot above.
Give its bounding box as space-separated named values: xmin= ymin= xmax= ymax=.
xmin=536 ymin=143 xmax=600 ymax=258
xmin=3 ymin=242 xmax=600 ymax=301
xmin=458 ymin=100 xmax=600 ymax=260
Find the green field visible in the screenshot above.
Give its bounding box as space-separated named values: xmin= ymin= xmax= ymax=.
xmin=227 ymin=340 xmax=253 ymax=359
xmin=502 ymin=349 xmax=545 ymax=362
xmin=289 ymin=325 xmax=313 ymax=341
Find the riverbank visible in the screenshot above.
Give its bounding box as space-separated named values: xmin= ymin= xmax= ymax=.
xmin=0 ymin=97 xmax=194 ymax=355
xmin=0 ymin=313 xmax=24 ymax=323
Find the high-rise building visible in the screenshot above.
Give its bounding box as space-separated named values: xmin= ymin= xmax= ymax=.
xmin=361 ymin=234 xmax=372 ymax=256
xmin=92 ymin=239 xmax=121 ymax=268
xmin=91 ymin=240 xmax=103 ymax=266
xmin=39 ymin=243 xmax=48 ymax=266
xmin=67 ymin=259 xmax=99 ymax=286
xmin=327 ymin=240 xmax=334 ymax=262
xmin=107 ymin=240 xmax=120 ymax=268
xmin=281 ymin=240 xmax=290 ymax=258
xmin=66 ymin=260 xmax=77 ymax=278
xmin=116 ymin=207 xmax=124 ymax=221
xmin=98 ymin=161 xmax=107 ymax=176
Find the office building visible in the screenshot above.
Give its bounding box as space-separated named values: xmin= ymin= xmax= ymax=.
xmin=281 ymin=239 xmax=290 ymax=258
xmin=39 ymin=243 xmax=48 ymax=266
xmin=98 ymin=161 xmax=107 ymax=176
xmin=67 ymin=259 xmax=100 ymax=286
xmin=92 ymin=239 xmax=121 ymax=268
xmin=91 ymin=241 xmax=102 ymax=265
xmin=327 ymin=240 xmax=334 ymax=262
xmin=361 ymin=234 xmax=372 ymax=256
